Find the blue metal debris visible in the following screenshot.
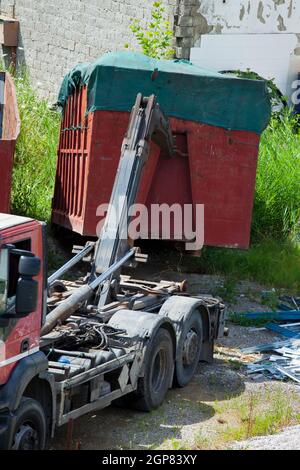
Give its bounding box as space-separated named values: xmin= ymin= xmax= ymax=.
xmin=239 ymin=295 xmax=300 ymax=383
xmin=278 ymin=295 xmax=300 ymax=311
xmin=265 ymin=322 xmax=300 ymax=338
xmin=243 ymin=338 xmax=300 ymax=384
xmin=243 ymin=311 xmax=300 ymax=320
xmin=242 ymin=339 xmax=300 ymax=354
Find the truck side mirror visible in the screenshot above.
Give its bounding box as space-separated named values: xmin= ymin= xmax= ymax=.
xmin=15 ymin=255 xmax=41 ymax=317
xmin=19 ymin=255 xmax=41 ymax=277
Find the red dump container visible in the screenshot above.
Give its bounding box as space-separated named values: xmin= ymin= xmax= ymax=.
xmin=0 ymin=72 xmax=20 ymax=213
xmin=52 ymin=86 xmax=261 ymax=249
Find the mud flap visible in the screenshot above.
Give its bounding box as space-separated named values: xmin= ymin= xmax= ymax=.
xmin=199 ymin=339 xmax=214 ymax=364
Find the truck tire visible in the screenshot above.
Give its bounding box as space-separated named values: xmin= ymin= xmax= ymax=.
xmin=174 ymin=311 xmax=203 ymax=387
xmin=9 ymin=397 xmax=47 ymax=450
xmin=135 ymin=328 xmax=173 ymax=411
xmin=120 ymin=328 xmax=173 ymax=412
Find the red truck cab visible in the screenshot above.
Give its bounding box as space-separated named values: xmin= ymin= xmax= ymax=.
xmin=0 ymin=213 xmax=50 ymax=449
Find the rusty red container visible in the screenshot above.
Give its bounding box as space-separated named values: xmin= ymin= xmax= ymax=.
xmin=52 ymin=86 xmax=261 ymax=249
xmin=0 ymin=72 xmax=20 ymax=213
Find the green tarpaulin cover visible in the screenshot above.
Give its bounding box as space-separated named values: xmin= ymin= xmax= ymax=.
xmin=57 ymin=51 xmax=271 ymax=135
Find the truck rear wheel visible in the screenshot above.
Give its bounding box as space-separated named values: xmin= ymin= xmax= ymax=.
xmin=10 ymin=398 xmax=47 ymax=450
xmin=130 ymin=328 xmax=174 ymax=411
xmin=174 ymin=311 xmax=203 ymax=387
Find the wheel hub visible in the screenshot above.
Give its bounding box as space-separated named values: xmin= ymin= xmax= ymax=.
xmin=182 ymin=330 xmax=199 ymax=366
xmin=12 ymin=424 xmax=39 ymax=450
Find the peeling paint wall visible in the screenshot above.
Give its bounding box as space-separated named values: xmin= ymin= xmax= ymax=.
xmin=196 ymin=0 xmax=299 ymax=37
xmin=175 ymin=1 xmax=300 ymax=59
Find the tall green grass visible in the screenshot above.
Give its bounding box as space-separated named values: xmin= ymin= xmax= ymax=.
xmin=253 ymin=110 xmax=300 ymax=242
xmin=9 ymin=72 xmax=60 ymax=221
xmin=197 ymin=239 xmax=300 ymax=290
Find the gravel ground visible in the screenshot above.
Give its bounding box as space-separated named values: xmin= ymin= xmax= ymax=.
xmin=232 ymin=425 xmax=300 ymax=450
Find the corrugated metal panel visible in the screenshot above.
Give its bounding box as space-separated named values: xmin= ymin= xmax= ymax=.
xmin=53 ymin=86 xmax=89 ymax=230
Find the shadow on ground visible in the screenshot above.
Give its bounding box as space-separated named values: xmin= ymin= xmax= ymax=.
xmin=51 ymin=359 xmax=245 ymax=450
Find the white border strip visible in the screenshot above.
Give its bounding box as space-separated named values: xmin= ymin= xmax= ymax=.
xmin=0 ymin=347 xmax=40 ymax=367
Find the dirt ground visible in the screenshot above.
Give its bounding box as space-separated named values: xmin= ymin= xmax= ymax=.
xmin=50 ymin=267 xmax=300 ymax=450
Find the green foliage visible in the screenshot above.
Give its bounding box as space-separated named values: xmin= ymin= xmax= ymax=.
xmin=228 ymin=312 xmax=270 ymax=327
xmin=192 ymin=387 xmax=300 ymax=450
xmin=7 ymin=71 xmax=60 ymax=220
xmin=227 ymin=69 xmax=288 ymax=111
xmin=169 ymin=438 xmax=187 ymax=451
xmin=220 ymin=389 xmax=295 ymax=442
xmin=215 ymin=279 xmax=237 ymax=303
xmin=126 ymin=1 xmax=174 ymax=59
xmin=253 ymin=109 xmax=300 ymax=243
xmin=261 ymin=290 xmax=279 ymax=310
xmin=198 ymin=239 xmax=300 ymax=290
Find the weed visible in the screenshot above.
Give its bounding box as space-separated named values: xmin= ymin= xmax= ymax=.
xmin=227 ymin=359 xmax=244 ymax=371
xmin=261 ymin=289 xmax=279 ymax=310
xmin=169 ymin=438 xmax=186 ymax=450
xmin=47 ymin=245 xmax=67 ymax=273
xmin=12 ymin=73 xmax=60 ymax=220
xmin=245 ymin=393 xmax=256 ymax=438
xmin=207 ymin=373 xmax=218 ymax=386
xmin=125 ymin=1 xmax=174 ymax=59
xmin=197 ymin=239 xmax=300 ymax=291
xmin=215 ymin=279 xmax=237 ymax=303
xmin=192 ymin=433 xmax=210 ymax=450
xmin=228 ymin=311 xmax=271 ymax=327
xmin=226 ymin=69 xmax=288 ymax=111
xmin=253 ymin=109 xmax=300 ymax=242
xmin=218 ymin=388 xmax=298 ymax=444
xmin=0 ymin=64 xmax=60 ymax=221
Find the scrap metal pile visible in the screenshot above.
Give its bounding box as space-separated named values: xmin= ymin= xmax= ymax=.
xmin=241 ymin=296 xmax=300 ymax=385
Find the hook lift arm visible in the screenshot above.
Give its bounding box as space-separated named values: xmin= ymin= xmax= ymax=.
xmin=42 ymin=94 xmax=174 ymax=335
